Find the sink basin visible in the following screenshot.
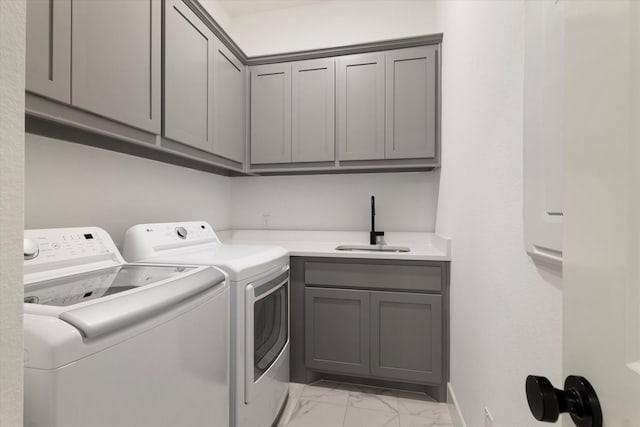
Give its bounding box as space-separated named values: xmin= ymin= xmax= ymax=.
xmin=335 ymin=244 xmax=410 ymax=253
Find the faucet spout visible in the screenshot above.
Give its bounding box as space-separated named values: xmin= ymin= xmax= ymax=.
xmin=370 ymin=195 xmax=385 ymax=245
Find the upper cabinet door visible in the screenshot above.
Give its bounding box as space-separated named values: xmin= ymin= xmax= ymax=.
xmin=212 ymin=40 xmax=245 ymax=163
xmin=385 ymin=46 xmax=438 ymax=159
xmin=337 ymin=53 xmax=385 ymax=161
xmin=26 ymin=0 xmax=71 ymax=103
xmin=71 ymin=0 xmax=160 ymax=133
xmin=250 ymin=63 xmax=292 ymax=164
xmin=164 ymin=0 xmax=215 ymax=153
xmin=291 ymin=59 xmax=335 ymax=163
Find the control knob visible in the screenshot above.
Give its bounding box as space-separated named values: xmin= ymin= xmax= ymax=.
xmin=176 ymin=227 xmax=188 ymax=239
xmin=24 ymin=238 xmax=40 ymax=260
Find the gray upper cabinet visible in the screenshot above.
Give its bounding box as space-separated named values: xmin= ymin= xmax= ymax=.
xmin=71 ymin=0 xmax=160 ymax=133
xmin=305 ymin=287 xmax=370 ymax=376
xmin=164 ymin=0 xmax=215 ymax=153
xmin=291 ymin=59 xmax=335 ymax=163
xmin=212 ymin=40 xmax=245 ymax=163
xmin=251 ymin=63 xmax=292 ymax=164
xmin=370 ymin=291 xmax=442 ymax=383
xmin=385 ymin=46 xmax=437 ymax=160
xmin=25 ymin=3 xmax=440 ymax=177
xmin=25 ymin=0 xmax=71 ymax=103
xmin=337 ymin=53 xmax=385 ymax=161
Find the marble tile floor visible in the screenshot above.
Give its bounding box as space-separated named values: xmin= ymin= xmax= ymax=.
xmin=277 ymin=380 xmax=454 ymax=427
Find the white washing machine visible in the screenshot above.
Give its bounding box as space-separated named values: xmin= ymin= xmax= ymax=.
xmin=23 ymin=227 xmax=230 ymax=427
xmin=123 ymin=221 xmax=290 ymax=427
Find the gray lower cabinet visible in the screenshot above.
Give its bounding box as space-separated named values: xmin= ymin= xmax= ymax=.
xmin=296 ymin=257 xmax=449 ymax=400
xmin=370 ymin=291 xmax=442 ymax=383
xmin=212 ymin=40 xmax=245 ymax=163
xmin=337 ymin=53 xmax=386 ymax=161
xmin=71 ymin=0 xmax=161 ymax=133
xmin=25 ymin=0 xmax=71 ymax=103
xmin=385 ymin=46 xmax=437 ymax=160
xmin=164 ymin=0 xmax=215 ymax=152
xmin=305 ymin=288 xmax=370 ymax=376
xmin=250 ymin=63 xmax=292 ymax=164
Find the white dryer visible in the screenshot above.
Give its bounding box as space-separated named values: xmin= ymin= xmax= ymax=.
xmin=23 ymin=227 xmax=229 ymax=427
xmin=123 ymin=221 xmax=290 ymax=427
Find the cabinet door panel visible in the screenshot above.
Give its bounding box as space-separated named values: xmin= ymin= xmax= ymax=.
xmin=72 ymin=0 xmax=160 ymax=133
xmin=385 ymin=46 xmax=437 ymax=159
xmin=213 ymin=40 xmax=244 ymax=163
xmin=338 ymin=53 xmax=385 ymax=160
xmin=164 ymin=0 xmax=214 ymax=152
xmin=26 ymin=0 xmax=71 ymax=103
xmin=250 ymin=63 xmax=292 ymax=164
xmin=305 ymin=287 xmax=370 ymax=375
xmin=371 ymin=291 xmax=442 ymax=383
xmin=292 ymin=59 xmax=335 ymax=162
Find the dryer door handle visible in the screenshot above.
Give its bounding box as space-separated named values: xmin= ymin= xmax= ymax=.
xmin=252 ymin=269 xmax=289 ymax=302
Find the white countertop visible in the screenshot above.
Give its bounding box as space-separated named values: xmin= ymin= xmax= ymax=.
xmin=217 ymin=230 xmax=451 ymax=261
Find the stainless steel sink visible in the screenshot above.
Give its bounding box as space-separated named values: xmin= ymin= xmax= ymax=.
xmin=335 ymin=244 xmax=410 ymax=253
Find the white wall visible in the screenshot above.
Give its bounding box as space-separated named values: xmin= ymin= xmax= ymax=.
xmin=433 ymin=1 xmax=562 ymax=427
xmin=230 ymin=172 xmax=438 ymax=231
xmin=230 ymin=0 xmax=437 ymax=56
xmin=25 ymin=135 xmax=232 ymax=249
xmin=0 ymin=0 xmax=25 ymax=425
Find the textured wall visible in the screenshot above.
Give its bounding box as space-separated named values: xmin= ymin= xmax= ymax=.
xmin=230 ymin=172 xmax=439 ymax=231
xmin=433 ymin=1 xmax=562 ymax=426
xmin=25 ymin=135 xmax=232 ymax=249
xmin=0 ymin=0 xmax=26 ymax=425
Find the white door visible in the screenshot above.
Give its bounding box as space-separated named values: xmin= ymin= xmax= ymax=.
xmin=551 ymin=1 xmax=639 ymax=426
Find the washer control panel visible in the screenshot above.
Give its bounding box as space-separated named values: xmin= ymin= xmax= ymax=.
xmin=23 ymin=227 xmax=120 ymax=265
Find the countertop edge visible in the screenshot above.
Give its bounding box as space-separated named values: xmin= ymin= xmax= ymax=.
xmin=218 ymin=229 xmax=451 ymax=262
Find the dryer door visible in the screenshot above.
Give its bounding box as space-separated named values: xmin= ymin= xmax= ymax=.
xmin=245 ymin=266 xmax=289 ymax=403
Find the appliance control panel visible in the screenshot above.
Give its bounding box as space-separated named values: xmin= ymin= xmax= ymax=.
xmin=128 ymin=222 xmax=218 ymax=245
xmin=23 ymin=227 xmax=123 ymax=267
xmin=122 ymin=221 xmax=220 ymax=262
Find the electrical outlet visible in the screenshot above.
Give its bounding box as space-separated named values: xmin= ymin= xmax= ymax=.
xmin=261 ymin=214 xmax=271 ymax=228
xmin=484 ymin=407 xmax=494 ymax=427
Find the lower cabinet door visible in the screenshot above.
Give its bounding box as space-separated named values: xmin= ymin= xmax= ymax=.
xmin=305 ymin=287 xmax=370 ymax=375
xmin=370 ymin=291 xmax=442 ymax=383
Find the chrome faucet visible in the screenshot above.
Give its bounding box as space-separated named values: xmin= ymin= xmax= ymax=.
xmin=370 ymin=195 xmax=385 ymax=245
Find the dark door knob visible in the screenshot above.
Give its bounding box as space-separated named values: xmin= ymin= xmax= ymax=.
xmin=526 ymin=375 xmax=602 ymax=427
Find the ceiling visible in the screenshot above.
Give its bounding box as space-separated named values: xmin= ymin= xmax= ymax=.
xmin=218 ymin=0 xmax=328 ymax=18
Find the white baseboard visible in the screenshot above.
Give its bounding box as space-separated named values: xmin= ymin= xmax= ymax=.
xmin=447 ymin=383 xmax=467 ymax=427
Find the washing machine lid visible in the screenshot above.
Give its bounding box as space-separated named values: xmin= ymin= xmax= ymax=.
xmin=24 ymin=264 xmax=226 ymax=339
xmin=138 ymin=243 xmax=287 ymax=282
xmin=24 ymin=264 xmax=197 ymax=307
